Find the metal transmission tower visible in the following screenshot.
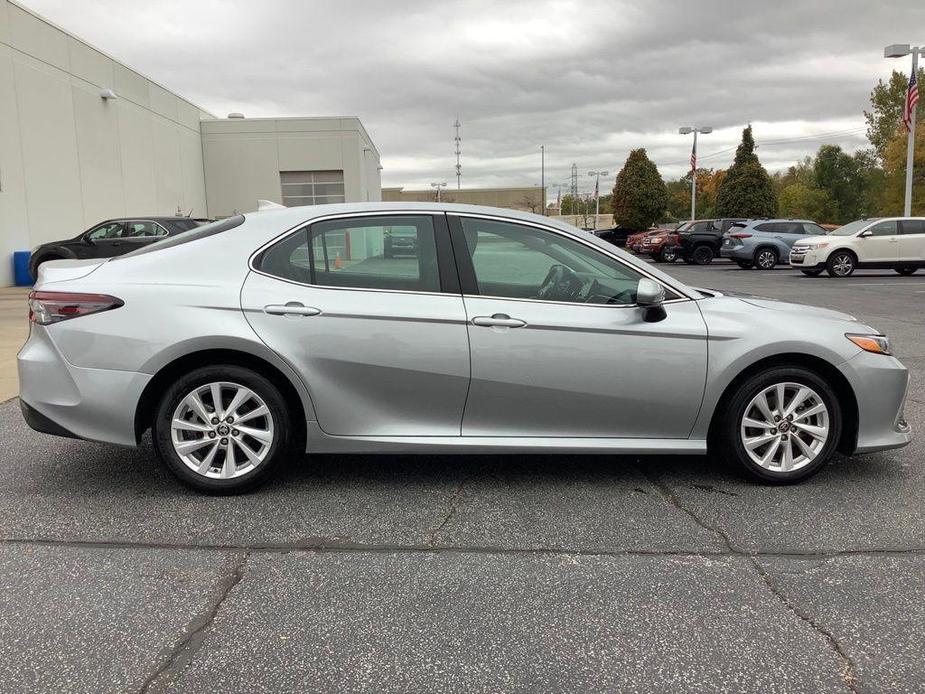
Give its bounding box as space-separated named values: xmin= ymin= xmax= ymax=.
xmin=569 ymin=163 xmax=578 ymax=200
xmin=453 ymin=118 xmax=462 ymax=190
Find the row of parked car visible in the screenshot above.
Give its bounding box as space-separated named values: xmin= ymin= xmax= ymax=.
xmin=596 ymin=216 xmax=925 ymax=277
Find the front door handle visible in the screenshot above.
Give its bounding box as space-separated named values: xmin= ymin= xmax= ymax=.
xmin=472 ymin=313 xmax=526 ymax=328
xmin=264 ymin=302 xmax=322 ymax=317
xmin=889 ymin=237 xmax=899 ymax=243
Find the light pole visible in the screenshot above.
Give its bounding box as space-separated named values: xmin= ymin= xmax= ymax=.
xmin=540 ymin=145 xmax=546 ymax=215
xmin=587 ymin=170 xmax=609 ymax=229
xmin=678 ymin=126 xmax=712 ymax=221
xmin=430 ymin=181 xmax=447 ymax=202
xmin=884 ymin=44 xmax=923 ymax=216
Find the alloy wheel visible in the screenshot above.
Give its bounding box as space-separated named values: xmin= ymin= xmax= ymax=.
xmin=740 ymin=382 xmax=829 ymax=473
xmin=756 ymin=250 xmax=777 ymax=270
xmin=831 ymin=253 xmax=854 ymax=276
xmin=693 ymin=246 xmax=714 ymax=265
xmin=170 ymin=382 xmax=275 ymax=479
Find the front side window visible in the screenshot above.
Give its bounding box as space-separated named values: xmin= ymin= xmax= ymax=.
xmin=86 ymin=222 xmax=124 ymax=240
xmin=257 ymin=215 xmax=440 ymax=292
xmin=458 ymin=217 xmax=671 ymax=306
xmin=868 ymin=220 xmax=898 ymax=237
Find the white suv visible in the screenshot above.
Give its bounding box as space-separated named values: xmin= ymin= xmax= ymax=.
xmin=789 ymin=217 xmax=925 ymax=277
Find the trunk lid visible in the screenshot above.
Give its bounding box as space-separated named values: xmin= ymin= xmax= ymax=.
xmin=36 ymin=259 xmax=106 ymax=287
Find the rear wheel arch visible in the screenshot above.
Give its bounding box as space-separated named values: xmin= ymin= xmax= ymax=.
xmin=134 ymin=348 xmax=307 ymax=449
xmin=707 ymin=353 xmax=859 ymax=456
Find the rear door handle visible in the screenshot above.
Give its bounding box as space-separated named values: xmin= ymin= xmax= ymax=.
xmin=472 ymin=313 xmax=526 ymax=328
xmin=264 ymin=302 xmax=322 ymax=317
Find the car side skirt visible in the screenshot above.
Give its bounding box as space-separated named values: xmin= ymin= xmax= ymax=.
xmin=305 ymin=423 xmax=706 ymax=455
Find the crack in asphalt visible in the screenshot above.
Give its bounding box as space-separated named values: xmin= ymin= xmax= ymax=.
xmin=139 ymin=551 xmax=248 ymax=694
xmin=425 ymin=473 xmax=471 ymax=546
xmin=640 ymin=464 xmax=861 ymax=693
xmin=750 ymin=556 xmax=859 ymax=693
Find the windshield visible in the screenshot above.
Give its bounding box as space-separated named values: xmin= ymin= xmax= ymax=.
xmin=830 ymin=219 xmax=874 ymax=237
xmin=118 ymin=215 xmax=245 ymax=258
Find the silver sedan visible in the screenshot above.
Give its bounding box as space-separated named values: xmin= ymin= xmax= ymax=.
xmin=18 ymin=203 xmax=911 ymax=493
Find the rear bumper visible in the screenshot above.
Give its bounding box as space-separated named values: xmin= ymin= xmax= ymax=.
xmin=18 ymin=325 xmax=149 ymax=446
xmin=839 ymin=350 xmax=912 ymax=454
xmin=720 ymin=245 xmax=750 ymax=260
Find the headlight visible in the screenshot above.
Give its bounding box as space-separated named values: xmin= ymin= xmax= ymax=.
xmin=846 ymin=333 xmax=892 ymax=356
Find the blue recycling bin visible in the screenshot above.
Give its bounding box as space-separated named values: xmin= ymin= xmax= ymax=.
xmin=13 ymin=251 xmax=32 ymax=286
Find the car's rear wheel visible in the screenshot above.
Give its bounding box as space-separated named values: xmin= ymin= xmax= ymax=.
xmin=152 ymin=365 xmax=292 ymax=494
xmin=735 ymin=260 xmax=754 ymax=270
xmin=691 ymin=244 xmax=714 ymax=265
xmin=826 ymin=250 xmax=856 ymax=277
xmin=895 ymin=267 xmax=917 ymax=276
xmin=754 ymin=247 xmax=778 ymax=270
xmin=801 ymin=269 xmax=824 ymax=277
xmin=716 ymin=366 xmax=841 ymax=484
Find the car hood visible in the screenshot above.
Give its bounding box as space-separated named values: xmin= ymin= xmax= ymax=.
xmin=698 ymin=289 xmax=868 ymax=326
xmin=792 ymin=235 xmax=829 ymax=246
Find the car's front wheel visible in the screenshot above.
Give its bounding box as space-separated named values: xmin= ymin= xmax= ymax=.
xmin=895 ymin=267 xmax=917 ymax=276
xmin=826 ymin=251 xmax=856 ymax=277
xmin=716 ymin=366 xmax=841 ymax=484
xmin=152 ymin=365 xmax=293 ymax=494
xmin=659 ymin=247 xmax=678 ymax=263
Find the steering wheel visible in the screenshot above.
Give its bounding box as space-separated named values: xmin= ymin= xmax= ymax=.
xmin=535 ymin=264 xmax=583 ymax=302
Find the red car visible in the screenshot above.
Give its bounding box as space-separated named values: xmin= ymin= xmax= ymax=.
xmin=627 ymin=229 xmax=664 ymax=253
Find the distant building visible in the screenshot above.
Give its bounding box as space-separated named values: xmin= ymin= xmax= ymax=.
xmin=0 ymin=0 xmax=380 ymax=285
xmin=382 ymin=186 xmax=546 ymax=214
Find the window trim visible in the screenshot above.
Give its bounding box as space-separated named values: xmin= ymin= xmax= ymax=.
xmin=446 ymin=212 xmax=691 ymax=309
xmin=123 ymin=219 xmax=171 ymax=239
xmin=249 ymin=211 xmax=458 ymax=297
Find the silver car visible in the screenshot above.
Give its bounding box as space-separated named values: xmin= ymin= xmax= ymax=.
xmin=18 ymin=203 xmax=910 ymax=493
xmin=720 ymin=219 xmax=829 ymax=270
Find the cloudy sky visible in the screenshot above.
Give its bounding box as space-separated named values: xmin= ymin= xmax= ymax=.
xmin=18 ymin=0 xmax=925 ymax=196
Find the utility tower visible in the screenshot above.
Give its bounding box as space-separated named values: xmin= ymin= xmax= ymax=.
xmin=454 ymin=118 xmax=462 ymax=190
xmin=570 ymin=163 xmax=578 ymax=200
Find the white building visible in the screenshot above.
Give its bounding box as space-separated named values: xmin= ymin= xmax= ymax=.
xmin=0 ymin=0 xmax=381 ymax=285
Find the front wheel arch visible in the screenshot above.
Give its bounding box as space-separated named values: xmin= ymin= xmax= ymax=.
xmin=707 ymin=353 xmax=859 ymax=456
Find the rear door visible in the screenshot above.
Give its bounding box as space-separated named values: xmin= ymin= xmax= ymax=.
xmin=899 ymin=219 xmax=925 ymax=263
xmin=449 ymin=214 xmax=708 ymax=439
xmin=859 ymin=220 xmax=901 ymax=263
xmin=241 ymin=212 xmax=470 ymax=436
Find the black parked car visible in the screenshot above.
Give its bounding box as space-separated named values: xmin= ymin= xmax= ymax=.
xmin=594 ymin=225 xmax=640 ymax=248
xmin=675 ymin=218 xmax=748 ymax=265
xmin=29 ymin=216 xmax=206 ymax=280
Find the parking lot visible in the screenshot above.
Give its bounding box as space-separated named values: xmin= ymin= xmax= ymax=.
xmin=2 ymin=260 xmax=925 ymax=693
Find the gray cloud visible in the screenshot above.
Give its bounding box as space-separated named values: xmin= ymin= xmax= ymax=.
xmin=19 ymin=0 xmax=925 ymax=193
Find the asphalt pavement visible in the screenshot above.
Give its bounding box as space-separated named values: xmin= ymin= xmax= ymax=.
xmin=2 ymin=260 xmax=924 ymax=693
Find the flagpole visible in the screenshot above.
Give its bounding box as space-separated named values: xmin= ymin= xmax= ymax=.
xmin=905 ymin=48 xmax=919 ymax=217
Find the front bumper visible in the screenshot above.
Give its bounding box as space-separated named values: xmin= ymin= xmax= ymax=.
xmin=18 ymin=325 xmax=150 ymax=447
xmin=789 ymin=247 xmax=825 ymax=268
xmin=838 ymin=350 xmax=911 ymax=454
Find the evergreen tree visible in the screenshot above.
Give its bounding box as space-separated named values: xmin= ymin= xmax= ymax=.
xmin=611 ymin=148 xmax=668 ymax=229
xmin=716 ymin=126 xmax=777 ymax=218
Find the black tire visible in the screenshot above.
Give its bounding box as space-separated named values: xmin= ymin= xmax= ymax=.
xmin=801 ymin=269 xmax=824 ymax=277
xmin=152 ymin=365 xmax=293 ymax=494
xmin=826 ymin=250 xmax=856 ymax=277
xmin=691 ymin=244 xmax=715 ymax=265
xmin=714 ymin=366 xmax=842 ymax=484
xmin=735 ymin=260 xmax=754 ymax=270
xmin=895 ymin=267 xmax=917 ymax=276
xmin=754 ymin=247 xmax=779 ymax=270
xmin=660 ymin=248 xmax=678 ymax=263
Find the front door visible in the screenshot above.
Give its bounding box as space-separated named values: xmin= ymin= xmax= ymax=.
xmin=860 ymin=219 xmax=901 ymax=263
xmin=241 ymin=213 xmax=470 ymax=436
xmin=449 ymin=215 xmax=708 ymax=439
xmin=78 ymin=221 xmax=126 ymax=258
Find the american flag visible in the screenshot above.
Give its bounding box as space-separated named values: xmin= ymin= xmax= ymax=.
xmin=690 ymin=141 xmax=697 ymax=172
xmin=903 ymin=70 xmax=919 ymax=132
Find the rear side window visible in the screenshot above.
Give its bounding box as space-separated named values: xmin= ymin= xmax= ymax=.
xmin=802 ymin=223 xmax=826 ymax=235
xmin=256 ymin=215 xmax=441 ymax=293
xmin=901 ymin=220 xmax=925 ymax=235
xmin=754 ymin=223 xmax=776 ymax=232
xmin=120 ymin=215 xmax=245 ymax=258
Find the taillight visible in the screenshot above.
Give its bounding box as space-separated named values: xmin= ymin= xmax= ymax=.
xmin=730 ymin=233 xmax=752 ymax=239
xmin=28 ymin=291 xmax=123 ymax=325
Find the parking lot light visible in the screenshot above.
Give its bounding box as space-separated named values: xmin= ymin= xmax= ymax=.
xmin=678 ymin=126 xmax=712 ymax=221
xmin=883 ymin=43 xmax=924 ymax=216
xmin=587 ymin=170 xmax=610 ymax=229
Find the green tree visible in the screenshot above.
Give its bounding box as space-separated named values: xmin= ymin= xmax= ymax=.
xmin=813 ymin=144 xmax=865 ymax=223
xmin=666 ymin=168 xmax=724 ymax=221
xmin=716 ymin=126 xmax=777 ymax=218
xmin=881 ymin=128 xmax=925 ymax=215
xmin=611 ymin=148 xmax=668 ymax=229
xmin=864 ymin=69 xmax=925 ymax=161
xmin=777 ymin=183 xmax=837 ymax=222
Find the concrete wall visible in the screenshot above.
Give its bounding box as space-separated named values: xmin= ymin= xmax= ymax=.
xmin=0 ymin=0 xmax=211 ymax=285
xmin=201 ymin=117 xmax=382 ymax=218
xmin=382 ymin=186 xmax=546 ymax=214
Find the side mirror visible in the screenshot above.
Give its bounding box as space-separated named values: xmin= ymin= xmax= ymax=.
xmin=637 ymin=278 xmax=667 ymax=322
xmin=83 ymin=235 xmax=96 ymax=245
xmin=859 ymin=230 xmax=873 ymax=238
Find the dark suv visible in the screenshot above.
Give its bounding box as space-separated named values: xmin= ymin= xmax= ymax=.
xmin=28 ymin=217 xmax=205 ymax=280
xmin=676 ymin=218 xmax=748 ymax=265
